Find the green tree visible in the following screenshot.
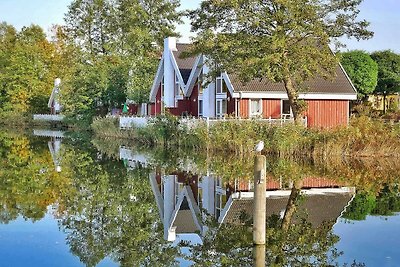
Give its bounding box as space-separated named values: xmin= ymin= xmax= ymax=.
xmin=0 ymin=22 xmax=16 ymax=72
xmin=186 ymin=0 xmax=373 ymax=123
xmin=370 ymin=50 xmax=400 ymax=113
xmin=0 ymin=25 xmax=58 ymax=115
xmin=0 ymin=22 xmax=17 ymax=111
xmin=61 ymin=59 xmax=109 ymax=126
xmin=64 ymin=0 xmax=182 ymax=109
xmin=340 ymin=50 xmax=378 ymax=98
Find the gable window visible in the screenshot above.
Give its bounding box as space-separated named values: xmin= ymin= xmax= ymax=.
xmin=250 ymin=99 xmax=262 ymax=117
xmin=282 ymin=100 xmax=291 ymax=116
xmin=175 ymin=76 xmax=184 ymax=103
xmin=198 ymin=73 xmax=204 ymax=95
xmin=198 ymin=99 xmax=203 ymax=116
xmin=216 ymin=76 xmax=228 ymax=94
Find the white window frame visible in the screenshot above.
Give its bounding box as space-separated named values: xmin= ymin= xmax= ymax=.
xmin=198 ymin=73 xmax=204 ymax=96
xmin=249 ymin=99 xmax=263 ymax=117
xmin=216 ymin=76 xmax=223 ymax=94
xmin=281 ymin=99 xmax=293 ymax=118
xmin=216 ymin=76 xmax=228 ymax=95
xmin=198 ymin=97 xmax=203 ymax=117
xmin=175 ymin=76 xmax=184 ymax=101
xmin=216 ymin=99 xmax=227 ymax=118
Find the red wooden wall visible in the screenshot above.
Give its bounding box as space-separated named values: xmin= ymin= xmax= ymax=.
xmin=189 ymin=84 xmax=199 ymax=116
xmin=306 ymin=100 xmax=349 ymax=128
xmin=239 ymin=99 xmax=249 ymax=118
xmin=263 ymin=99 xmax=281 ymax=119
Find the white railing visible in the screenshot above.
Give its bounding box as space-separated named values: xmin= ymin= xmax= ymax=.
xmin=33 ymin=114 xmax=65 ymax=121
xmin=119 ymin=116 xmax=149 ymax=129
xmin=33 ymin=129 xmax=65 ymax=138
xmin=205 ymin=116 xmax=307 ymax=128
xmin=119 ymin=115 xmax=307 ymax=130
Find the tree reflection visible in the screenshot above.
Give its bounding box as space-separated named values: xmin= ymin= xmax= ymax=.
xmin=0 ymin=132 xmax=73 ymax=223
xmin=58 ymin=143 xmax=179 ymax=266
xmin=182 ymin=181 xmax=359 ymax=267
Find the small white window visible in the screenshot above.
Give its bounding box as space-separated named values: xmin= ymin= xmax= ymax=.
xmin=216 ymin=76 xmax=228 ymax=94
xmin=250 ymin=99 xmax=262 ymax=117
xmin=175 ymin=77 xmax=183 ymax=97
xmin=216 ymin=99 xmax=227 ymax=118
xmin=216 ymin=77 xmax=222 ymax=94
xmin=198 ymin=73 xmax=204 ymax=95
xmin=198 ymin=99 xmax=203 ymax=116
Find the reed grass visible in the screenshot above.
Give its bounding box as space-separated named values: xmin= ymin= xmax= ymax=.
xmin=91 ymin=115 xmax=400 ymax=158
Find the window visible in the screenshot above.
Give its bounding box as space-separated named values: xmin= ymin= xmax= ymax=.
xmin=216 ymin=99 xmax=227 ymax=118
xmin=216 ymin=76 xmax=228 ymax=94
xmin=250 ymin=99 xmax=262 ymax=117
xmin=198 ymin=73 xmax=204 ymax=95
xmin=175 ymin=76 xmax=183 ymax=97
xmin=198 ymin=99 xmax=203 ymax=116
xmin=282 ymin=100 xmax=291 ymax=115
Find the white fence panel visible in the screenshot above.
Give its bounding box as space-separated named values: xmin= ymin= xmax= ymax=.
xmin=120 ymin=116 xmax=149 ymax=129
xmin=33 ymin=114 xmax=65 ymax=121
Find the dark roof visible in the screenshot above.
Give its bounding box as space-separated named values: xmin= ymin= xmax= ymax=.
xmin=173 ymin=210 xmax=199 ymax=233
xmin=173 ymin=43 xmax=197 ymax=84
xmin=172 ymin=197 xmax=199 ymax=233
xmin=172 ymin=42 xmax=355 ymax=95
xmin=223 ymin=192 xmax=353 ymax=227
xmin=228 ymin=65 xmax=356 ymax=94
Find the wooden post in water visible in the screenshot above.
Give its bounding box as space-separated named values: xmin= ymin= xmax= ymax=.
xmin=253 ymin=244 xmax=266 ymax=267
xmin=253 ymin=153 xmax=266 ymax=245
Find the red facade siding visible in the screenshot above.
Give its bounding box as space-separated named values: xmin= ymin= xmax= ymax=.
xmin=227 ymin=91 xmax=235 ymax=116
xmin=239 ymin=99 xmax=249 ymax=118
xmin=306 ymin=100 xmax=349 ymax=128
xmin=262 ymin=99 xmax=281 ymax=119
xmin=167 ymin=98 xmax=190 ymax=116
xmin=150 ymin=85 xmax=162 ymax=116
xmin=189 ymin=84 xmax=199 ymax=116
xmin=128 ymin=104 xmax=138 ymax=115
xmin=301 ymin=177 xmax=341 ymax=188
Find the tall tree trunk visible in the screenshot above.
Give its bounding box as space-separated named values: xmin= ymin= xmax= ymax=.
xmin=281 ymin=179 xmax=303 ymax=232
xmin=274 ymin=179 xmax=303 ymax=265
xmin=283 ymin=77 xmax=302 ymax=124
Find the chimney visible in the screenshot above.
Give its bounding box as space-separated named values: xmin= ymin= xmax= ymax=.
xmin=163 ymin=37 xmax=177 ymax=108
xmin=164 ymin=37 xmax=177 ymax=52
xmin=54 ymin=78 xmax=61 ymax=87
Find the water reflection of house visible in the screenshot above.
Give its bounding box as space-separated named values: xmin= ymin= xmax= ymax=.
xmin=118 ymin=146 xmax=355 ymax=242
xmin=33 ymin=130 xmax=64 ymax=172
xmin=149 ymin=170 xmax=355 ymax=242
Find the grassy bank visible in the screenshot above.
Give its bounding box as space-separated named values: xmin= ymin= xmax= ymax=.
xmin=91 ymin=115 xmax=400 ymax=158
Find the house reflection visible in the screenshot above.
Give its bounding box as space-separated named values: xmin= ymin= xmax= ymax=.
xmin=149 ymin=171 xmax=355 ymax=242
xmin=33 ymin=129 xmax=64 ymax=172
xmin=119 ymin=146 xmax=355 ymax=242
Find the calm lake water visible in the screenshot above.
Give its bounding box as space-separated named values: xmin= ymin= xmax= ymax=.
xmin=0 ymin=129 xmax=399 ymax=267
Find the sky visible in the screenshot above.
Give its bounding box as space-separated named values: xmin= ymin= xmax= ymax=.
xmin=0 ymin=0 xmax=399 ymax=53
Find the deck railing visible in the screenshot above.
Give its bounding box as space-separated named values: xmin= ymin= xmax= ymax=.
xmin=33 ymin=114 xmax=65 ymax=121
xmin=119 ymin=115 xmax=307 ymax=129
xmin=204 ymin=116 xmax=307 ymax=128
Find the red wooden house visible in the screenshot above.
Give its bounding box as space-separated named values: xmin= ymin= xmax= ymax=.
xmin=149 ymin=37 xmax=357 ymax=128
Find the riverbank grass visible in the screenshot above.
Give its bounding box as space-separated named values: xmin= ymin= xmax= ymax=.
xmin=91 ymin=115 xmax=400 ymax=157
